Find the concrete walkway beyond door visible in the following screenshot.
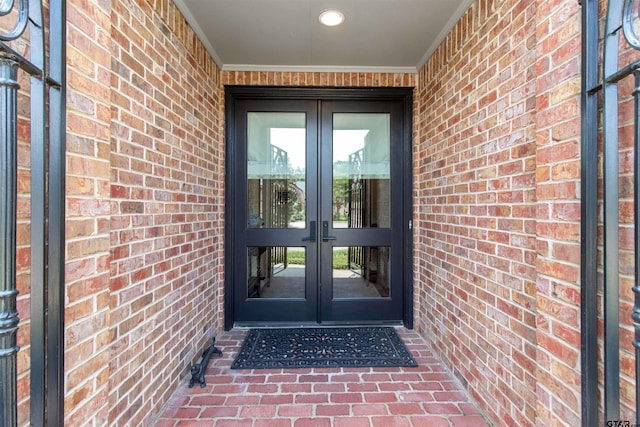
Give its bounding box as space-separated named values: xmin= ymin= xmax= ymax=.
xmin=155 ymin=328 xmax=490 ymax=427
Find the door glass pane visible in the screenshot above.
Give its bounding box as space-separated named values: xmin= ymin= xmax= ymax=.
xmin=333 ymin=113 xmax=390 ymax=229
xmin=332 ymin=246 xmax=390 ymax=299
xmin=247 ymin=112 xmax=306 ymax=229
xmin=247 ymin=247 xmax=305 ymax=299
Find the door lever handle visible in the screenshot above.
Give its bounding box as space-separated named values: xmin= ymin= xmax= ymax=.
xmin=302 ymin=221 xmax=316 ymax=242
xmin=322 ymin=221 xmax=337 ymax=241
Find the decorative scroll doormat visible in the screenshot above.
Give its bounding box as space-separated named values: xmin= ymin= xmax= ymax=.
xmin=231 ymin=327 xmax=417 ymax=369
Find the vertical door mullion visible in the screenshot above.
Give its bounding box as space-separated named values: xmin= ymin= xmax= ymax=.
xmin=306 ymin=100 xmax=320 ymax=321
xmin=320 ymin=101 xmax=335 ymax=318
xmin=313 ymin=99 xmax=322 ymax=322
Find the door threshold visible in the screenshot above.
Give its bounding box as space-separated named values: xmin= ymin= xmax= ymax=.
xmin=233 ymin=320 xmax=404 ymax=329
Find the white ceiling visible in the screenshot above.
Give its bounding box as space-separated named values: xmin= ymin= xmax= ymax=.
xmin=173 ymin=0 xmax=474 ymax=73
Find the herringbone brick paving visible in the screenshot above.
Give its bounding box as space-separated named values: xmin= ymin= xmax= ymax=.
xmin=155 ymin=328 xmax=490 ymax=426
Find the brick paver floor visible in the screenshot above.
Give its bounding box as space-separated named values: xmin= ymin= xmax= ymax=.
xmin=155 ymin=328 xmax=490 ymax=426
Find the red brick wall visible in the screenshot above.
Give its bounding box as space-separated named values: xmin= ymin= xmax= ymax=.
xmin=223 ymin=71 xmax=415 ymax=87
xmin=413 ymin=0 xmax=594 ymax=426
xmin=56 ymin=0 xmax=226 ymax=424
xmin=414 ymin=0 xmax=539 ymax=425
xmin=64 ymin=0 xmax=114 ymax=423
xmin=534 ymin=0 xmax=582 ymax=425
xmin=107 ymin=0 xmax=224 ymax=424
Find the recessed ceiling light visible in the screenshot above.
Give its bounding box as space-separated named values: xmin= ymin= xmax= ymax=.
xmin=319 ymin=9 xmax=344 ymax=27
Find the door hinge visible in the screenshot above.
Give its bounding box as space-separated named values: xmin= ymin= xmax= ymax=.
xmin=408 ymin=220 xmax=412 ymax=230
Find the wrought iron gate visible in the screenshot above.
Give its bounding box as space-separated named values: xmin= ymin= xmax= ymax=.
xmin=270 ymin=145 xmax=288 ymax=271
xmin=582 ymin=0 xmax=640 ymax=425
xmin=348 ymin=149 xmax=364 ymax=272
xmin=0 ymin=0 xmax=66 ymax=425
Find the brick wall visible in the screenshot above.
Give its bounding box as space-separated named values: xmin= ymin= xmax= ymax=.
xmin=107 ymin=0 xmax=224 ymax=424
xmin=414 ymin=0 xmax=539 ymax=425
xmin=534 ymin=0 xmax=582 ymax=425
xmin=223 ymin=71 xmax=415 ymax=87
xmin=64 ymin=0 xmax=114 ymax=423
xmin=62 ymin=0 xmax=225 ymax=424
xmin=413 ymin=0 xmax=593 ymax=426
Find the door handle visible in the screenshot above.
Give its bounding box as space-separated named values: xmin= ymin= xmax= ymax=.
xmin=302 ymin=221 xmax=316 ymax=242
xmin=322 ymin=221 xmax=337 ymax=241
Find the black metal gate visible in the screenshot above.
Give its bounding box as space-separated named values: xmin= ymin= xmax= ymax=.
xmin=0 ymin=0 xmax=66 ymax=425
xmin=582 ymin=0 xmax=639 ymax=425
xmin=348 ymin=149 xmax=364 ymax=272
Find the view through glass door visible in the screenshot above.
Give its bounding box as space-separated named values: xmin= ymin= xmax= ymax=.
xmin=232 ymin=97 xmax=406 ymax=324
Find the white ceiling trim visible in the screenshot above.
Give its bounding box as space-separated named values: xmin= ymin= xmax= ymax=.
xmin=417 ymin=0 xmax=475 ymax=70
xmin=222 ymin=64 xmax=418 ymax=74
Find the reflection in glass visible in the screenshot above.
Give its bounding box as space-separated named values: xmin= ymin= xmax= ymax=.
xmin=247 ymin=247 xmax=305 ymax=299
xmin=332 ymin=246 xmax=389 ymax=299
xmin=333 ymin=114 xmax=390 ymax=229
xmin=247 ymin=112 xmax=306 ymax=229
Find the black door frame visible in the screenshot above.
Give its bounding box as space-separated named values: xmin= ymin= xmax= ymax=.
xmin=224 ymin=86 xmax=414 ymax=330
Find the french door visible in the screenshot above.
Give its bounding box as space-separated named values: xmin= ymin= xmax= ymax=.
xmin=225 ymin=88 xmax=412 ymax=327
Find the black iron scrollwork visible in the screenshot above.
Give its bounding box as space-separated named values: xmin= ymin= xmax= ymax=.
xmin=0 ymin=0 xmax=29 ymax=41
xmin=623 ymin=0 xmax=640 ymax=49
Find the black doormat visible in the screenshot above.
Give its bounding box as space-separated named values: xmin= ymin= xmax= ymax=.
xmin=231 ymin=327 xmax=417 ymax=370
